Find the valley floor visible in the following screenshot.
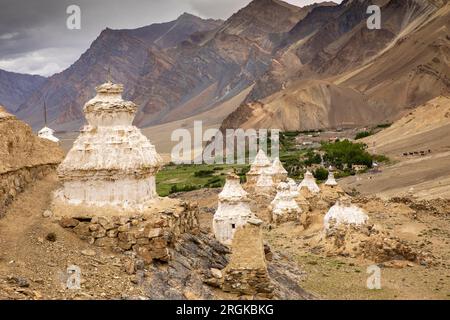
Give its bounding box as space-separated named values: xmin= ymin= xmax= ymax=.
xmin=177 ymin=189 xmax=450 ymax=300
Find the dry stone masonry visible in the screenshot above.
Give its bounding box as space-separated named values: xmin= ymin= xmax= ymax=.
xmin=222 ymin=218 xmax=274 ymax=297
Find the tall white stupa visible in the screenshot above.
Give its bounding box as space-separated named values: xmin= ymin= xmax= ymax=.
xmin=246 ymin=149 xmax=271 ymax=185
xmin=213 ymin=173 xmax=253 ymax=245
xmin=54 ymin=81 xmax=163 ymax=211
xmin=298 ymin=170 xmax=320 ymax=193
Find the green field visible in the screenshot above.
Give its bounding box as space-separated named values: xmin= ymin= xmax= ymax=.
xmin=156 ymin=163 xmax=249 ymax=196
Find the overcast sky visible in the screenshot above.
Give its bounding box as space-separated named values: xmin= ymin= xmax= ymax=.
xmin=0 ymin=0 xmax=341 ymax=77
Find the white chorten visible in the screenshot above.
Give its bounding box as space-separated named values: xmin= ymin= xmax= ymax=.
xmin=324 ymin=197 xmax=369 ymax=231
xmin=287 ymin=178 xmax=300 ymax=198
xmin=54 ymin=81 xmax=162 ymax=210
xmin=325 ymin=171 xmax=338 ymax=186
xmin=271 ymin=182 xmax=301 ymax=223
xmin=271 ymin=157 xmax=288 ymax=183
xmin=255 ymin=167 xmax=275 ymax=194
xmin=246 ymin=149 xmax=271 ymax=185
xmin=213 ymin=173 xmax=253 ymax=245
xmin=298 ymin=171 xmax=320 ymax=193
xmin=38 ymin=126 xmax=59 ymax=143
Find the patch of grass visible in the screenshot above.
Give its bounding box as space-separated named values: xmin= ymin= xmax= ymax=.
xmin=156 ymin=163 xmax=247 ymax=196
xmin=355 ymin=131 xmax=373 ymax=140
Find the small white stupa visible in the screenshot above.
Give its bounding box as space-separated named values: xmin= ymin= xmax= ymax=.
xmin=246 ymin=149 xmax=271 ymax=185
xmin=255 ymin=167 xmax=275 ymax=194
xmin=324 ymin=197 xmax=369 ymax=231
xmin=54 ymin=81 xmax=163 ymax=211
xmin=287 ymin=178 xmax=299 ymax=198
xmin=271 ymin=182 xmax=301 ymax=223
xmin=38 ymin=126 xmax=59 ymax=143
xmin=271 ymin=157 xmax=288 ymax=183
xmin=213 ymin=173 xmax=253 ymax=245
xmin=325 ymin=170 xmax=338 ymax=187
xmin=298 ymin=170 xmax=320 ymax=193
xmin=37 ymin=102 xmax=59 ymax=143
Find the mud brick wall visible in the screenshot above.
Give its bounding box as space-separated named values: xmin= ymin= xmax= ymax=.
xmin=0 ymin=165 xmax=56 ymax=218
xmin=59 ymin=201 xmax=199 ymax=263
xmin=222 ymin=222 xmax=274 ymax=297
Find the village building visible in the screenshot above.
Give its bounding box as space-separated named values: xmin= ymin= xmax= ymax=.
xmin=270 ymin=182 xmax=301 ymax=224
xmin=298 ymin=171 xmax=320 ymax=193
xmin=271 ymin=157 xmax=288 ymax=183
xmin=246 ymin=149 xmax=271 ymax=185
xmin=324 ymin=197 xmax=369 ymax=231
xmin=53 ymin=81 xmax=163 ymax=211
xmin=213 ymin=173 xmax=253 ymax=245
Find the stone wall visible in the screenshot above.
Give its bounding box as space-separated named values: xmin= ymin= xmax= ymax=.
xmin=0 ymin=164 xmax=56 ymax=217
xmin=58 ymin=201 xmax=199 ymax=263
xmin=222 ymin=220 xmax=274 ymax=297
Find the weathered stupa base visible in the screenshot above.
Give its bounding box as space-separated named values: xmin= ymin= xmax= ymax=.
xmin=221 ymin=219 xmax=274 ymax=297
xmin=54 ymin=197 xmax=199 ymax=263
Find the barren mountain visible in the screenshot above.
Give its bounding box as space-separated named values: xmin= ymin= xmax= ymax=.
xmin=221 ymin=0 xmax=449 ymax=131
xmin=0 ymin=69 xmax=46 ymax=113
xmin=15 ymin=0 xmax=336 ymax=132
xmin=16 ymin=13 xmax=222 ymax=131
xmin=341 ymin=95 xmax=450 ymax=199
